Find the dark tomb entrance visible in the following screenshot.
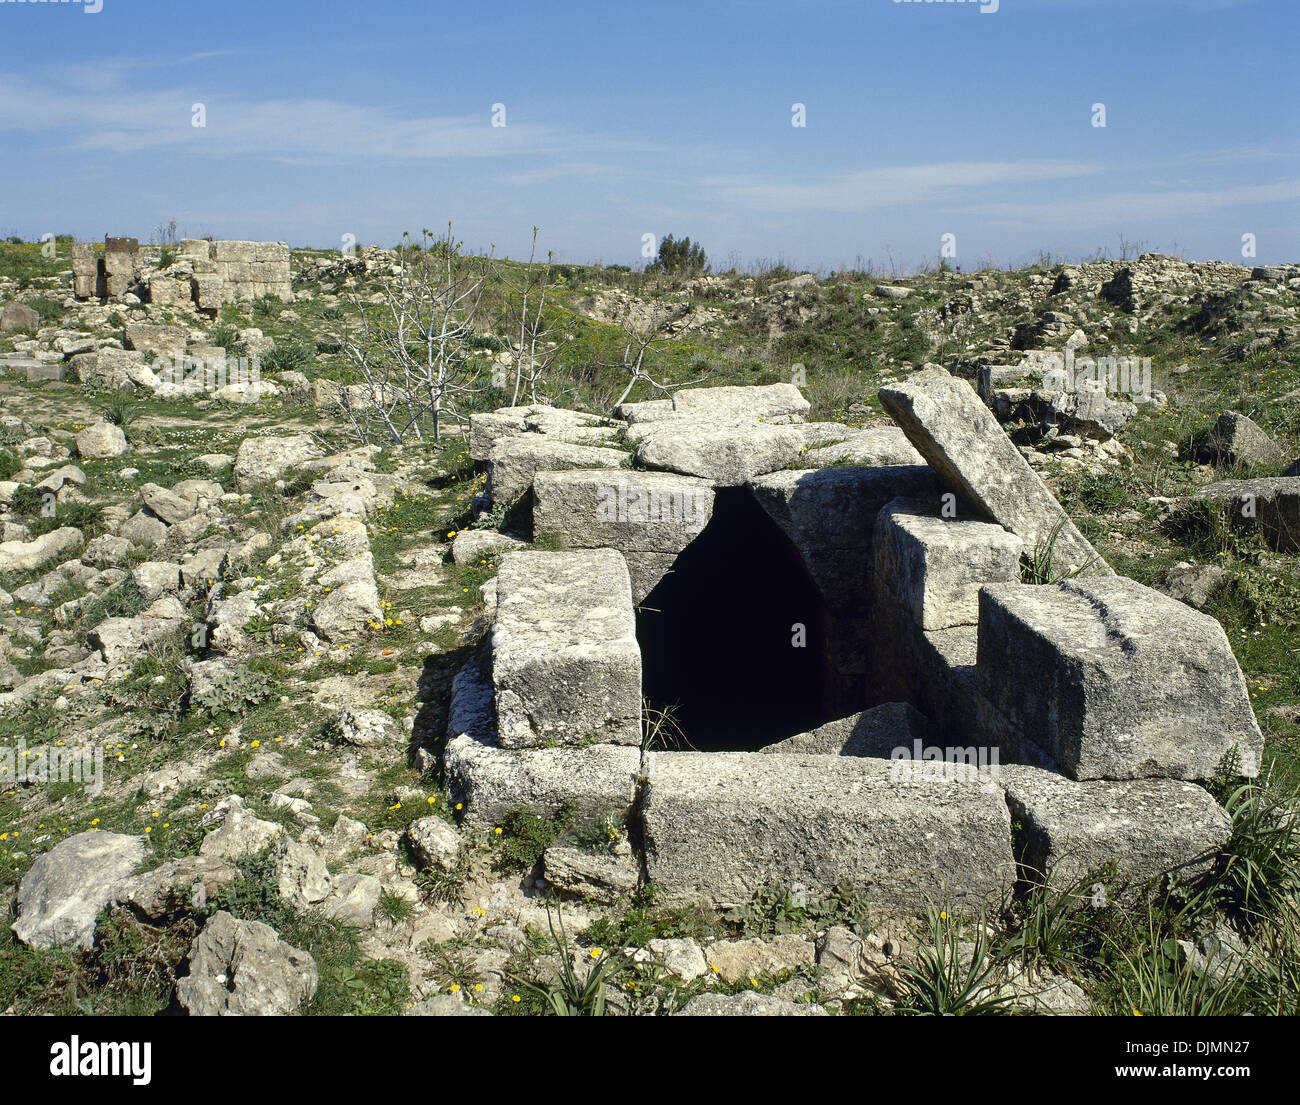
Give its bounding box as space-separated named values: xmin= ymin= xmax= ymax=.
xmin=637 ymin=488 xmax=829 ymax=750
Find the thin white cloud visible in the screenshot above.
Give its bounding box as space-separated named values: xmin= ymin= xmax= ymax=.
xmin=700 ymin=160 xmax=1102 ymax=213
xmin=0 ymin=71 xmax=661 ymax=163
xmin=963 ymin=180 xmax=1300 ymax=225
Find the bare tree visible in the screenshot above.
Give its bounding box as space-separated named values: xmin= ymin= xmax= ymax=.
xmin=334 ymin=226 xmax=495 ymax=445
xmin=598 ymin=302 xmax=710 ymax=413
xmin=502 ymin=227 xmax=567 ymax=406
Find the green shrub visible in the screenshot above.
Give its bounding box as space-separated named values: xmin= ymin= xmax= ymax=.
xmin=260 ymin=341 xmax=314 ymax=375
xmin=495 ymin=803 xmax=574 ymax=873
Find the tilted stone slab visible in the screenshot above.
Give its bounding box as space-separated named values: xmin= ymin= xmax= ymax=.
xmin=1193 ymin=477 xmax=1300 ymax=553
xmin=760 ymin=701 xmax=929 ymax=756
xmin=634 ymin=418 xmax=806 ymax=485
xmin=999 ymin=764 xmax=1231 ymax=894
xmin=487 ymin=438 xmax=626 ymax=505
xmin=978 ymin=577 xmax=1263 ymax=780
xmin=879 ymin=366 xmax=1108 ymax=577
xmin=874 ymin=498 xmax=1024 ymax=631
xmin=492 ymin=549 xmax=641 ymax=747
xmin=445 ymin=733 xmax=641 ymax=832
xmin=532 ymin=469 xmax=715 ymax=601
xmin=640 ymin=752 xmax=1015 ymax=911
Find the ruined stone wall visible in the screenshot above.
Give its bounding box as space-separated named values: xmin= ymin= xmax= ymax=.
xmin=71 ymin=236 xmax=292 ymax=310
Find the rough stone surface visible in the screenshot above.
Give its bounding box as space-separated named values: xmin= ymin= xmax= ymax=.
xmin=1162 ymin=563 xmax=1227 ymax=609
xmin=0 ymin=301 xmax=40 ymax=331
xmin=750 ymin=466 xmax=944 ymax=607
xmin=177 ymin=911 xmax=318 ymax=1016
xmin=978 ymin=577 xmax=1264 ymax=780
xmin=332 ymin=707 xmax=404 ymax=749
xmin=641 ymin=938 xmax=708 ymax=981
xmin=0 ymin=527 xmax=83 ymax=574
xmin=11 ymin=832 xmax=146 ymax=950
xmin=406 ymin=816 xmax=462 ymax=873
xmin=760 ymin=701 xmax=929 ymax=757
xmin=1193 ymin=477 xmax=1300 ymax=553
xmin=640 ymin=752 xmax=1015 ymax=911
xmin=676 ymin=991 xmax=827 ymax=1016
xmin=139 ymin=482 xmax=195 ymax=525
xmin=705 ymin=934 xmax=816 ymax=983
xmin=234 ymin=434 xmax=326 ymax=486
xmin=75 ymin=421 xmax=129 ymax=459
xmin=672 ymin=382 xmax=810 ymax=421
xmin=1000 ymin=764 xmax=1232 ymax=893
xmin=874 ymin=497 xmax=1024 ymax=630
xmin=801 ymin=426 xmax=924 ymax=468
xmin=117 ymin=855 xmax=236 ymax=921
xmin=198 ymin=797 xmax=286 ymax=859
xmin=445 ymin=732 xmax=640 ymax=832
xmin=491 ymin=549 xmax=641 ymax=748
xmin=1196 ymin=411 xmax=1285 ymax=467
xmin=450 ymin=529 xmax=526 ymax=565
xmin=1045 ymin=384 xmax=1137 ymax=440
xmin=878 ymin=366 xmax=1107 ymax=576
xmin=320 ymin=873 xmax=382 ymax=927
xmin=543 ymin=845 xmax=639 ymax=903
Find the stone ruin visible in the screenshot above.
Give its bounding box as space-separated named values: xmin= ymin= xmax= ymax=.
xmin=71 ymin=236 xmax=291 ymax=311
xmin=443 ymin=369 xmax=1264 ymax=913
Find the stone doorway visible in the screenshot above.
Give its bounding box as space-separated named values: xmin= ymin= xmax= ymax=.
xmin=637 ymin=487 xmax=830 ymax=750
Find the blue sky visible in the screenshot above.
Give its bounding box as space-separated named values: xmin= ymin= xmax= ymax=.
xmin=1 ymin=0 xmax=1296 ymax=269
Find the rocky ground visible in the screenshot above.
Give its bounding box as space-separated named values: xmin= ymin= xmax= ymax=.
xmin=0 ymin=241 xmax=1298 ymax=1016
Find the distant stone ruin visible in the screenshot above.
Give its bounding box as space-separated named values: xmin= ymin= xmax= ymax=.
xmin=443 ymin=373 xmax=1263 ymax=913
xmin=70 ymin=236 xmax=291 ymax=311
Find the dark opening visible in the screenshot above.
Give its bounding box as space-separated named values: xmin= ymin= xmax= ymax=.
xmin=637 ymin=487 xmax=829 ymax=751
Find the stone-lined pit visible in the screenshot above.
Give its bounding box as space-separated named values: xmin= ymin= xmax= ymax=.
xmin=444 ymin=379 xmax=1263 ymax=912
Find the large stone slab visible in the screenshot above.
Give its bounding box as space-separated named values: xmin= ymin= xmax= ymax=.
xmin=671 ymin=382 xmax=810 ymax=421
xmin=874 ymin=498 xmax=1024 ymax=630
xmin=445 ymin=733 xmax=641 ymax=832
xmin=470 ymin=406 xmax=615 ymax=461
xmin=640 ymin=752 xmax=1015 ymax=911
xmin=801 ymin=426 xmax=924 ymax=468
xmin=532 ymin=469 xmax=715 ymax=601
xmin=487 ymin=438 xmax=626 ymax=505
xmin=760 ymin=701 xmax=928 ymax=756
xmin=620 ymin=383 xmax=809 ymax=425
xmin=12 ymin=832 xmax=146 ymax=950
xmin=978 ymin=577 xmax=1263 ymax=780
xmin=999 ymin=764 xmax=1231 ymax=894
xmin=492 ymin=549 xmax=641 ymax=747
xmin=1193 ymin=477 xmax=1300 ymax=553
xmin=878 ymin=366 xmax=1107 ymax=577
xmin=634 ymin=418 xmax=806 ymax=485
